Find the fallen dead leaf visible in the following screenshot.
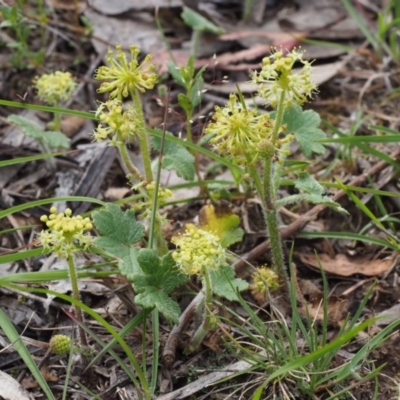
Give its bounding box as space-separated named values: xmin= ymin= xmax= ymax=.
xmin=297 ymin=252 xmax=396 ymax=276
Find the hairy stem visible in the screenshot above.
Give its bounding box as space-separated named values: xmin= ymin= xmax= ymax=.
xmin=66 ymin=254 xmax=88 ymax=347
xmin=131 ymin=89 xmax=153 ymax=183
xmin=116 ymin=137 xmax=144 ymax=183
xmin=185 ymin=270 xmax=213 ymax=353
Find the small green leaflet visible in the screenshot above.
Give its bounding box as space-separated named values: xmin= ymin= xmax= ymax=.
xmin=132 ymin=249 xmax=187 ymax=322
xmin=281 ymin=105 xmax=326 ymax=157
xmin=7 ymin=114 xmax=70 ymax=149
xmin=151 ymin=131 xmax=195 ymax=181
xmin=294 ymin=171 xmax=348 ymax=214
xmin=92 ymin=204 xmax=145 ymax=278
xmin=209 ymin=265 xmax=248 ymax=302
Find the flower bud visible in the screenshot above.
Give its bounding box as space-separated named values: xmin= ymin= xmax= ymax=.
xmin=258 ymin=139 xmax=275 ymax=159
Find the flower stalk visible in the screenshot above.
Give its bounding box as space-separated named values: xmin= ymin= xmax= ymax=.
xmin=172 ymin=224 xmax=227 ymax=352
xmin=206 ymin=48 xmax=316 ymax=284
xmin=39 ymin=207 xmax=92 ymax=347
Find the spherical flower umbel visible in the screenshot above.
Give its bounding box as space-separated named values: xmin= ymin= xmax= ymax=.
xmin=205 ymin=94 xmax=274 ymax=164
xmin=33 ymin=71 xmax=76 ymax=106
xmin=251 ymin=48 xmax=316 ymax=107
xmin=39 ymin=207 xmax=93 ymax=257
xmin=94 ymin=44 xmax=158 ymax=100
xmin=93 ymin=99 xmax=139 ymax=144
xmin=171 ymin=224 xmax=226 ymax=276
xmin=50 ymin=334 xmax=72 ymax=356
xmin=250 ymin=266 xmax=280 ymax=303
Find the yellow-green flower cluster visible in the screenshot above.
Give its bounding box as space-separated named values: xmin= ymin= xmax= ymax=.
xmin=50 ymin=334 xmax=72 ymax=356
xmin=171 ymin=224 xmax=226 ymax=276
xmin=133 ymin=181 xmax=173 ymax=218
xmin=33 ymin=71 xmax=76 ymax=106
xmin=39 ymin=207 xmax=93 ymax=257
xmin=94 ymin=44 xmax=158 ymax=100
xmin=205 ymin=94 xmax=274 ymax=164
xmin=93 ymin=99 xmax=139 ymax=144
xmin=251 ymin=48 xmax=316 ymax=107
xmin=250 ymin=266 xmax=280 ymax=302
xmin=146 ymin=181 xmax=173 ymax=207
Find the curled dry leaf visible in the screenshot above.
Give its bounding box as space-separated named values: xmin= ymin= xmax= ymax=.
xmin=297 ymin=252 xmax=396 ymax=277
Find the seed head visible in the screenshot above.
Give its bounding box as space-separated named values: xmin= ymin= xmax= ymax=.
xmin=50 ymin=334 xmax=72 ymax=356
xmin=94 ymin=44 xmax=158 ymax=100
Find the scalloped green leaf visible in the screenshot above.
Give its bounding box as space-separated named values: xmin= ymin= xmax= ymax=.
xmin=151 ymin=131 xmax=195 ymax=181
xmin=209 ymin=265 xmax=248 ymax=301
xmin=281 ymin=105 xmax=326 ymax=157
xmin=92 ymin=204 xmax=145 ymax=277
xmin=131 ymin=250 xmax=187 ymax=322
xmin=7 ymin=114 xmax=70 ymax=149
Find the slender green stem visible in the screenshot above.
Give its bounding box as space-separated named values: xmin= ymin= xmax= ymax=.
xmin=147 ymin=96 xmax=170 ymax=255
xmin=66 ymin=253 xmax=88 ymax=347
xmin=53 ymin=112 xmax=61 ymax=132
xmin=260 ymin=89 xmax=288 ymax=281
xmin=191 ymin=30 xmax=201 ymax=58
xmin=263 ymin=157 xmax=274 ymax=209
xmin=150 ymin=308 xmax=159 ymax=394
xmin=247 ymin=158 xmax=265 ymax=206
xmin=271 ymin=90 xmax=286 ymax=145
xmin=243 ymin=0 xmax=254 ymax=23
xmin=116 ymin=134 xmax=144 ymax=183
xmin=131 ymin=89 xmax=153 ymax=183
xmin=265 ymin=209 xmax=287 ymax=281
xmin=186 ymin=270 xmax=213 ymax=353
xmin=185 ymin=117 xmax=193 ymax=146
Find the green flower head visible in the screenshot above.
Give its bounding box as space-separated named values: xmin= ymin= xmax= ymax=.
xmin=205 ymin=94 xmax=274 ymax=164
xmin=250 ymin=266 xmax=280 ymax=303
xmin=93 ymin=99 xmax=139 ymax=144
xmin=94 ymin=44 xmax=158 ymax=100
xmin=251 ymin=48 xmax=316 ymax=107
xmin=39 ymin=207 xmax=93 ymax=257
xmin=33 ymin=71 xmax=76 ymax=106
xmin=171 ymin=224 xmax=226 ymax=276
xmin=50 ymin=334 xmax=72 ymax=356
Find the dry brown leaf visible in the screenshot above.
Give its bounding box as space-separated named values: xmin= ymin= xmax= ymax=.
xmin=40 ymin=365 xmax=59 ymax=382
xmin=60 ymin=115 xmax=86 ymax=137
xmin=104 ymin=187 xmax=131 ymax=201
xmin=50 ymin=0 xmax=86 ymax=12
xmin=297 ymin=252 xmax=395 ymax=276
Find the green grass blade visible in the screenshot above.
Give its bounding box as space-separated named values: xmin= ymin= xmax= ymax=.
xmin=265 ymin=318 xmax=377 ymax=383
xmin=0 ymin=248 xmax=48 ymax=264
xmin=335 ymin=179 xmax=386 ymax=230
xmin=0 ymin=152 xmax=69 ymax=168
xmin=319 ymin=135 xmax=400 ymax=143
xmin=6 ymin=283 xmax=151 ymax=395
xmin=340 ymin=0 xmax=384 ymax=54
xmin=148 ymin=127 xmax=241 ymax=172
xmin=0 ymin=307 xmax=56 ymax=400
xmin=297 ymin=231 xmax=398 ymax=250
xmin=0 ymin=196 xmax=107 ymax=220
xmin=0 ymin=268 xmax=116 ymax=284
xmin=0 ymin=99 xmax=96 ymax=120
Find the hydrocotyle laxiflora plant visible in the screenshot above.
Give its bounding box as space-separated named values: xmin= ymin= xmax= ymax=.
xmin=205 ymin=48 xmax=347 ymax=289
